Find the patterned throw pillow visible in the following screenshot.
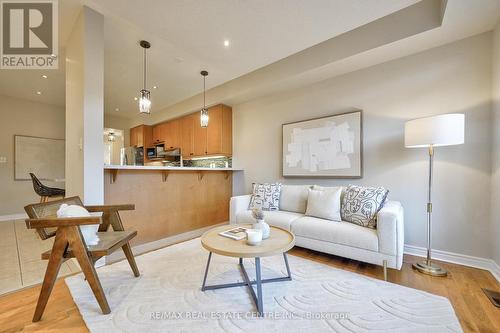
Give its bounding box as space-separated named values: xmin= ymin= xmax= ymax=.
xmin=341 ymin=184 xmax=389 ymax=229
xmin=249 ymin=183 xmax=282 ymax=211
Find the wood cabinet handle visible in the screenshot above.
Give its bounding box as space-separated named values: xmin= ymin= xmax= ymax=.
xmin=190 ymin=153 xmax=193 ymax=155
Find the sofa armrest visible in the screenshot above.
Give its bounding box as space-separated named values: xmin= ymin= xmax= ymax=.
xmin=377 ymin=200 xmax=404 ymax=261
xmin=230 ymin=194 xmax=251 ymax=224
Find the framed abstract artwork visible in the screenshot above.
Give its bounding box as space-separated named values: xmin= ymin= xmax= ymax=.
xmin=282 ymin=110 xmax=363 ymax=178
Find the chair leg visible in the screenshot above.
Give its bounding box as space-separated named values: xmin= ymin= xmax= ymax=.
xmin=383 ymin=260 xmax=388 ymax=281
xmin=67 ymin=227 xmax=111 ymax=314
xmin=122 ymin=242 xmax=140 ymax=277
xmin=32 ymin=230 xmax=68 ymax=322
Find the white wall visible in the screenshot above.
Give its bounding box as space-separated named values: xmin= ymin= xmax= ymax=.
xmin=491 ymin=22 xmax=500 ymax=266
xmin=233 ymin=33 xmax=493 ymax=259
xmin=65 ymin=6 xmax=104 ymax=205
xmin=0 ymin=95 xmax=65 ymax=215
xmin=104 ymin=114 xmax=132 ymax=147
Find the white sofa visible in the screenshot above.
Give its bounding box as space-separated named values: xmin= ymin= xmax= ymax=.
xmin=230 ymin=185 xmax=404 ymax=277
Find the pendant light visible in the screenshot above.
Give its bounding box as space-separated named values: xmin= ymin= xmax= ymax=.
xmin=200 ymin=70 xmax=209 ymax=127
xmin=139 ymin=40 xmax=151 ymax=114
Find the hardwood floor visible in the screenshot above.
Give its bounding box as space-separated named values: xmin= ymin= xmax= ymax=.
xmin=0 ymin=247 xmax=498 ymax=333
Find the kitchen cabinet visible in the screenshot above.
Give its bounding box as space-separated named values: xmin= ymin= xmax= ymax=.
xmin=152 ymin=120 xmax=181 ymax=149
xmin=129 ymin=125 xmax=152 ymax=148
xmin=181 ymin=115 xmax=195 ymax=158
xmin=148 ymin=104 xmax=232 ymax=158
xmin=130 ymin=127 xmax=138 ymax=147
xmin=193 ymin=114 xmax=207 ymax=156
xmin=152 ymin=124 xmax=162 ymax=144
xmin=206 ymin=104 xmax=232 ymax=156
xmin=152 ymin=122 xmax=167 ymax=144
xmin=164 ymin=119 xmax=181 ymax=149
xmin=184 ymin=104 xmax=232 ymax=157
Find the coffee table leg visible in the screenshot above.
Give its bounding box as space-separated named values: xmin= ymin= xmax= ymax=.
xmin=283 ymin=253 xmax=292 ymax=279
xmin=201 ymin=252 xmax=212 ymax=291
xmin=255 ymin=257 xmax=263 ymax=316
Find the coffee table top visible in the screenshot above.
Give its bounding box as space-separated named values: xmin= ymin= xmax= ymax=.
xmin=201 ymin=224 xmax=295 ymax=258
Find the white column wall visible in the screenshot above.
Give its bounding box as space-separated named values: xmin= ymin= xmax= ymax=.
xmin=65 ymin=6 xmax=104 ymax=205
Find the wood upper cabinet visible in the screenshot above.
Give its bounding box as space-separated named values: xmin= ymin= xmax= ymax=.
xmin=181 ymin=115 xmax=195 ymax=157
xmin=152 ymin=124 xmax=162 ymax=144
xmin=129 ymin=125 xmax=152 ymax=148
xmin=130 ymin=127 xmax=138 ymax=147
xmin=206 ymin=104 xmax=232 ymax=156
xmin=152 ymin=122 xmax=168 ymax=144
xmin=193 ymin=114 xmax=207 ymax=156
xmin=152 ymin=120 xmax=181 ymax=148
xmin=164 ymin=119 xmax=181 ymax=149
xmin=149 ymin=104 xmax=232 ymax=157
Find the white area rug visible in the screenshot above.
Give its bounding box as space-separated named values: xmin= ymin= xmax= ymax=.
xmin=65 ymin=238 xmax=462 ymax=332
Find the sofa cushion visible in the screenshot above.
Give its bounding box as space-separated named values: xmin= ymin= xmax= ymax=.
xmin=248 ymin=183 xmax=282 ymax=211
xmin=313 ymin=185 xmax=345 ymax=202
xmin=291 ymin=216 xmax=379 ymax=252
xmin=341 ymin=184 xmax=389 ymax=229
xmin=236 ymin=210 xmax=303 ymax=231
xmin=279 ymin=185 xmax=311 ymax=213
xmin=305 ymin=188 xmax=342 ymax=221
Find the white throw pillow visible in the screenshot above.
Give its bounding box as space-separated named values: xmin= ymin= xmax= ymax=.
xmin=57 ymin=204 xmax=100 ymax=246
xmin=313 ymin=185 xmax=345 ymax=204
xmin=305 ymin=188 xmax=342 ymax=222
xmin=279 ymin=185 xmax=311 ymax=213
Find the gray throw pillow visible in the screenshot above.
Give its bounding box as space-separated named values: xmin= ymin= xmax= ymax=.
xmin=341 ymin=184 xmax=389 ymax=229
xmin=249 ymin=183 xmax=282 ymax=211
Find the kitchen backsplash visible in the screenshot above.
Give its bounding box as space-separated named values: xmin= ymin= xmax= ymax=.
xmin=183 ymin=157 xmax=232 ymax=168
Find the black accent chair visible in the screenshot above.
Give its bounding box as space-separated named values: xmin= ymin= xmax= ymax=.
xmin=29 ymin=173 xmax=65 ymax=203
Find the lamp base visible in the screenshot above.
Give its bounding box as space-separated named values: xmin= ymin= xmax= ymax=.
xmin=412 ymin=260 xmax=447 ymax=277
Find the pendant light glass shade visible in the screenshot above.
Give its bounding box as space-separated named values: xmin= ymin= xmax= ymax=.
xmin=139 ymin=89 xmax=151 ymax=114
xmin=139 ymin=40 xmax=151 ymax=114
xmin=200 ymin=107 xmax=209 ymax=127
xmin=200 ymin=70 xmax=209 ymax=128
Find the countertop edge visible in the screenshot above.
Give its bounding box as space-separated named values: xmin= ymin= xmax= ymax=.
xmin=104 ymin=165 xmax=243 ymax=171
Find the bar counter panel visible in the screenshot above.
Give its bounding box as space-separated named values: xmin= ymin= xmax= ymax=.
xmin=104 ymin=168 xmax=233 ymax=246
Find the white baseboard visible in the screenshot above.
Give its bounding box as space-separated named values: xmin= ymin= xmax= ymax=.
xmin=105 ymin=223 xmax=226 ymax=264
xmin=404 ymin=244 xmax=500 ymax=282
xmin=0 ymin=213 xmax=27 ymax=222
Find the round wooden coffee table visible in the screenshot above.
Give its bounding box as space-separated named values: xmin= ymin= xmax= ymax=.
xmin=200 ymin=224 xmax=295 ymax=316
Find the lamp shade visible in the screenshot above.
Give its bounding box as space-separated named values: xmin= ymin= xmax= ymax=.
xmin=404 ymin=113 xmax=464 ymax=148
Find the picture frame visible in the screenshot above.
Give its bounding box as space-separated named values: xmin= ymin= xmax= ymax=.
xmin=282 ymin=110 xmax=363 ymax=178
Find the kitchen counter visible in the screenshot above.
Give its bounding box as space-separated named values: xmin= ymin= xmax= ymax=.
xmin=103 ymin=165 xmax=242 ymax=249
xmin=104 ymin=165 xmax=241 ymax=171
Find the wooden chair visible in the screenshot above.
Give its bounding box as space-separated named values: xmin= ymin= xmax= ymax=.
xmin=24 ymin=196 xmax=140 ymax=322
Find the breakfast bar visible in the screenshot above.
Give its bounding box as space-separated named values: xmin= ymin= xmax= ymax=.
xmin=104 ymin=165 xmax=241 ymax=249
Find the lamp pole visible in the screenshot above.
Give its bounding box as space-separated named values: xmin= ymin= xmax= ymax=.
xmin=427 ymin=144 xmax=433 ymax=265
xmin=413 ymin=144 xmax=447 ymax=276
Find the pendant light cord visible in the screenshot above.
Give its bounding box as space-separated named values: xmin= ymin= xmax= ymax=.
xmin=203 ymin=75 xmax=206 ymax=108
xmin=143 ymin=47 xmax=147 ymax=90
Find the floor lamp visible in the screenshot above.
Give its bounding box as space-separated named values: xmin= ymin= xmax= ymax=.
xmin=404 ymin=113 xmax=465 ymax=277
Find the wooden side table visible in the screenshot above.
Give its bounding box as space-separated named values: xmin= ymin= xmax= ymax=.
xmin=200 ymin=224 xmax=295 ymax=316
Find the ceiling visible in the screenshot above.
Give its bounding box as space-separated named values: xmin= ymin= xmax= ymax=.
xmin=0 ymin=0 xmax=419 ymax=115
xmin=0 ymin=0 xmax=499 ymax=119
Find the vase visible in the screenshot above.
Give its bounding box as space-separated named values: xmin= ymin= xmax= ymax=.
xmin=253 ymin=219 xmax=270 ymax=239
